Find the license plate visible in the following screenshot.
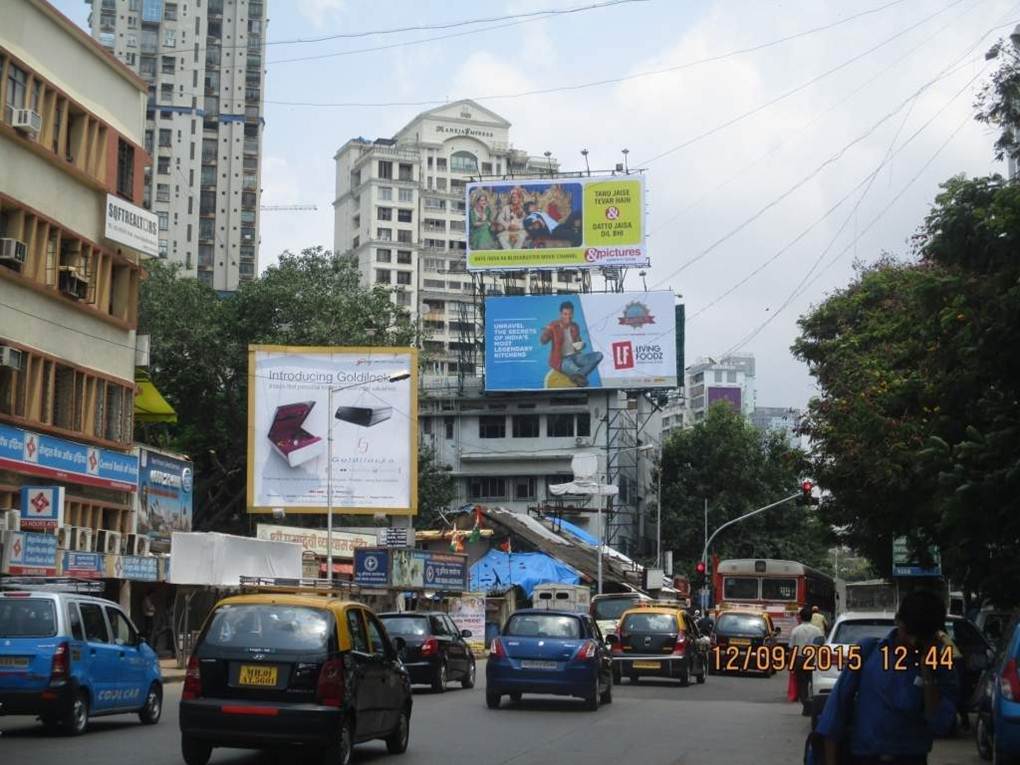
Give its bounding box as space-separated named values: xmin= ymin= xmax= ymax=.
xmin=729 ymin=638 xmax=751 ymax=646
xmin=633 ymin=661 xmax=661 ymax=670
xmin=238 ymin=665 xmax=278 ymax=687
xmin=520 ymin=660 xmax=557 ymax=670
xmin=0 ymin=656 xmax=30 ymax=668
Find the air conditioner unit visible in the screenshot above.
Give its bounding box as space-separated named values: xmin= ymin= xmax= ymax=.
xmin=0 ymin=237 xmax=27 ymax=266
xmin=58 ymin=268 xmax=89 ymax=301
xmin=11 ymin=108 xmax=42 ymax=137
xmin=71 ymin=526 xmax=94 ymax=552
xmin=0 ymin=509 xmax=19 ymax=532
xmin=124 ymin=533 xmax=150 ymax=556
xmin=57 ymin=525 xmax=78 ymax=549
xmin=575 ymin=437 xmax=590 ymax=447
xmin=97 ymin=530 xmax=122 ymax=555
xmin=0 ymin=346 xmax=24 ymax=371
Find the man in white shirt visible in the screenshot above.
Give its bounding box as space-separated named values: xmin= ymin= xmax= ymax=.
xmin=790 ymin=605 xmax=824 ymax=716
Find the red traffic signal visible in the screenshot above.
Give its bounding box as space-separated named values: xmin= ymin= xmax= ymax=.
xmin=695 ymin=561 xmax=706 ymax=575
xmin=799 ymin=480 xmax=820 ymax=506
xmin=801 ymin=480 xmax=814 ymax=495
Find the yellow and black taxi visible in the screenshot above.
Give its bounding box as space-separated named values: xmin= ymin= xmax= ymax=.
xmin=178 ymin=581 xmax=411 ymax=765
xmin=607 ymin=603 xmax=709 ymax=686
xmin=710 ymin=607 xmax=780 ymax=675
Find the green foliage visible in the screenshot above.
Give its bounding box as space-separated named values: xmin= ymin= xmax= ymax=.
xmin=137 ymin=247 xmax=422 ymax=532
xmin=416 ymin=444 xmax=456 ymax=529
xmin=975 ymin=40 xmax=1020 ymax=163
xmin=659 ymin=404 xmax=832 ymax=576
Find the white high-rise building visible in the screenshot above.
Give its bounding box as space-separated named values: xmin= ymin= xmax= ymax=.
xmin=686 ymin=354 xmax=757 ymax=423
xmin=86 ymin=0 xmax=266 ymax=291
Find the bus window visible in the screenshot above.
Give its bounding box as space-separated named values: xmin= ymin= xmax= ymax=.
xmin=723 ymin=577 xmax=759 ymax=600
xmin=762 ymin=578 xmax=797 ymax=601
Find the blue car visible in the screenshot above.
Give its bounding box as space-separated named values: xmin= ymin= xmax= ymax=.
xmin=989 ymin=616 xmax=1020 ymax=764
xmin=0 ymin=587 xmax=163 ymax=735
xmin=486 ymin=609 xmax=613 ymax=711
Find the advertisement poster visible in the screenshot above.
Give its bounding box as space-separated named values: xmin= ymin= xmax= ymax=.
xmin=390 ymin=549 xmax=426 ymax=589
xmin=18 ymin=486 xmax=64 ymax=532
xmin=137 ymin=447 xmax=193 ymax=541
xmin=2 ymin=531 xmax=58 ymax=576
xmin=707 ymin=387 xmax=743 ymax=411
xmin=247 ymin=346 xmax=418 ymax=515
xmin=449 ymin=593 xmax=486 ymax=652
xmin=354 ymin=548 xmax=390 ymax=587
xmin=484 ymin=291 xmax=677 ymax=391
xmin=256 ymin=523 xmax=376 ymax=559
xmin=465 ymin=176 xmax=647 ymax=271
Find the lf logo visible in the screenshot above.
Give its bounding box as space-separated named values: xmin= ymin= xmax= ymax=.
xmin=612 ymin=341 xmax=634 ymax=370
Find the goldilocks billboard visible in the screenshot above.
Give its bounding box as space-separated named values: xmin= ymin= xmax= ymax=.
xmin=465 ymin=175 xmax=647 ymax=271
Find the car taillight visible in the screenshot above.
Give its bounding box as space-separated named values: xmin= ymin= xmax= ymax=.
xmin=673 ymin=632 xmax=687 ymax=656
xmin=50 ymin=642 xmax=69 ymax=682
xmin=182 ymin=655 xmax=202 ymax=701
xmin=316 ymin=658 xmax=346 ymax=708
xmin=420 ymin=637 xmax=439 ymax=657
xmin=575 ymin=640 xmax=598 ymax=661
xmin=1002 ymin=658 xmax=1020 ymax=702
xmin=490 ymin=638 xmax=507 ymax=659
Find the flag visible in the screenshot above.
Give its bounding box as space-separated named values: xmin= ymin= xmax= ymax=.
xmin=468 ymin=525 xmax=481 ymax=543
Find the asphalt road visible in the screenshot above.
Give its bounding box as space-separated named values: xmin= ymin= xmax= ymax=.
xmin=0 ymin=668 xmax=983 ymax=765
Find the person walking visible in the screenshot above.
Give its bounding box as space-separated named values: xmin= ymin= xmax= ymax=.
xmin=791 ymin=605 xmax=825 ymax=716
xmin=142 ymin=590 xmax=156 ymax=644
xmin=811 ymin=605 xmax=830 ymax=634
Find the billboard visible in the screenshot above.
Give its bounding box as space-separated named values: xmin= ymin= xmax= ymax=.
xmin=247 ymin=346 xmax=418 ymax=515
xmin=484 ymin=291 xmax=676 ymax=391
xmin=137 ymin=447 xmax=193 ymax=541
xmin=892 ymin=537 xmax=942 ymax=577
xmin=105 ymin=194 xmax=158 ymax=257
xmin=707 ymin=387 xmax=742 ymax=411
xmin=256 ymin=523 xmax=376 ymax=559
xmin=353 ymin=548 xmax=469 ymax=591
xmin=465 ymin=175 xmax=647 ymax=271
xmin=19 ymin=486 xmax=64 ymax=532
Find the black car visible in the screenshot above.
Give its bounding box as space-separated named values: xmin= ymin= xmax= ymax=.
xmin=609 ymin=606 xmax=709 ymax=686
xmin=709 ymin=610 xmax=779 ymax=675
xmin=378 ymin=612 xmax=476 ymax=692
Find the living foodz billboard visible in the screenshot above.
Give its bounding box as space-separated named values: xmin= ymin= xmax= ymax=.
xmin=484 ymin=291 xmax=676 ymax=391
xmin=247 ymin=346 xmax=418 ymax=515
xmin=465 ymin=175 xmax=647 ymax=271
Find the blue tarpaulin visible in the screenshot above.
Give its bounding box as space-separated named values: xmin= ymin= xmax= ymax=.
xmin=469 ymin=550 xmax=581 ymax=598
xmin=544 ymin=517 xmax=598 ymax=546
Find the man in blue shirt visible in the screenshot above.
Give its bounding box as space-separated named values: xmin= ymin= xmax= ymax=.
xmin=814 ymin=590 xmax=958 ymax=765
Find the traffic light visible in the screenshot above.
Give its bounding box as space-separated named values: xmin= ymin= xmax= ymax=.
xmin=695 ymin=561 xmax=706 ymax=575
xmin=693 ymin=560 xmax=707 ymax=588
xmin=799 ymin=479 xmax=820 ymax=506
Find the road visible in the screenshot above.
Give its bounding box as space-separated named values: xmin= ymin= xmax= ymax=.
xmin=0 ymin=668 xmax=983 ymax=765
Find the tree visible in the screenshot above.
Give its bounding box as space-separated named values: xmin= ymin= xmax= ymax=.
xmin=138 ymin=247 xmax=424 ymax=532
xmin=658 ymin=404 xmax=831 ymax=577
xmin=975 ymin=39 xmax=1020 ymax=164
xmin=416 ymin=444 xmax=456 ymax=529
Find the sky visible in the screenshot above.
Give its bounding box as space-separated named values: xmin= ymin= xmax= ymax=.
xmin=55 ymin=0 xmax=1013 ymax=410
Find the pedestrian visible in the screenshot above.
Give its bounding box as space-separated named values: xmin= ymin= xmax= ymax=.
xmin=142 ymin=590 xmax=156 ymax=644
xmin=791 ymin=605 xmax=825 ymax=716
xmin=810 ymin=589 xmax=958 ymax=765
xmin=811 ymin=605 xmax=829 ymax=634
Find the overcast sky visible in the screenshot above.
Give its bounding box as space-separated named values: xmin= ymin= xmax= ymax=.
xmin=56 ymin=0 xmax=1011 ymax=409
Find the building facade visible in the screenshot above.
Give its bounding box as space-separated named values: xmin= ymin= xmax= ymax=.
xmin=750 ymin=406 xmax=801 ymax=446
xmin=0 ymin=0 xmax=150 ymax=580
xmin=685 ymin=354 xmax=756 ymax=423
xmin=87 ymin=0 xmax=266 ymax=291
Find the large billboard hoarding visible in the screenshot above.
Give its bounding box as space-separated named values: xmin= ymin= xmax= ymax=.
xmin=484 ymin=291 xmax=677 ymax=391
xmin=707 ymin=386 xmax=742 ymax=411
xmin=137 ymin=447 xmax=193 ymax=541
xmin=465 ymin=175 xmax=647 ymax=271
xmin=247 ymin=346 xmax=418 ymax=516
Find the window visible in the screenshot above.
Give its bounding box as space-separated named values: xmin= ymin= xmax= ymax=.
xmin=164 ymin=2 xmax=178 ymax=20
xmin=79 ymin=603 xmax=109 ymax=643
xmin=727 ymin=370 xmax=738 ymax=383
xmin=365 ymin=614 xmax=388 ymax=655
xmin=761 ymin=578 xmax=797 ymax=601
xmin=156 ymin=183 xmax=170 ymax=202
xmin=396 ymin=271 xmax=411 ymax=285
xmin=158 ymin=212 xmax=169 ymax=231
xmin=436 ymin=178 xmax=447 ymax=191
xmin=378 ymin=186 xmax=392 ymax=201
xmin=469 ymin=477 xmax=507 ymax=499
xmin=398 ymin=163 xmax=413 ymax=181
xmin=105 ymin=607 xmax=137 ymax=646
xmin=164 ymin=29 xmax=176 ymax=47
xmin=444 ymin=416 xmax=454 ymax=439
xmin=160 ymin=83 xmax=174 ymax=102
xmin=396 ymin=291 xmax=411 ymax=307
xmin=398 ymin=230 xmax=412 ymax=244
xmin=723 ymin=577 xmax=760 ymax=600
xmin=397 ymin=209 xmax=413 ymax=223
xmin=0 ymin=598 xmax=56 ymax=637
xmin=67 ymin=603 xmax=84 ymax=641
xmin=375 ymin=269 xmax=390 ymax=284
xmin=514 ymin=476 xmax=537 ymax=500
xmin=161 ymin=56 xmax=176 ymax=75
xmin=478 ymin=415 xmax=505 ymax=439
xmin=378 ymin=161 xmax=392 ymax=179
xmin=157 ymin=156 xmax=170 ymax=174
xmin=377 ymin=207 xmax=392 ymax=221
xmin=451 ymin=151 xmax=478 ymax=174
xmin=512 ymin=415 xmax=540 ymax=438
xmin=159 ymin=239 xmax=169 ymax=258
xmin=714 ymin=370 xmax=723 ymax=383
xmin=576 ymin=412 xmax=591 ymax=437
xmin=547 ymin=414 xmax=575 ymax=438
xmin=376 ymin=228 xmax=392 ymax=241
xmin=376 ymin=249 xmax=391 ymax=263
xmin=399 ymin=188 xmax=414 ymax=202
xmin=346 ymin=609 xmax=368 ymax=652
xmin=436 ymin=157 xmax=448 ymax=171
xmin=481 ymin=161 xmax=493 ymax=174
xmin=4 ymin=64 xmax=27 ymax=122
xmin=158 ymin=128 xmax=173 ymax=148
xmin=126 ymin=33 xmax=138 ymax=48
xmin=396 ymin=250 xmax=412 ymax=264
xmin=116 ymin=140 xmax=135 ymax=198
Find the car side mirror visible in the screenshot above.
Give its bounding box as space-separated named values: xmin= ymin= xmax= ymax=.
xmin=812 ymin=635 xmax=825 ymax=646
xmin=461 ymin=629 xmax=472 ymax=638
xmin=605 ymin=633 xmax=619 ymax=646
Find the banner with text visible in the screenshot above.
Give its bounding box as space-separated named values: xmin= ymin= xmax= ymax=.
xmin=256 ymin=523 xmax=376 ymax=559
xmin=0 ymin=423 xmax=138 ymax=491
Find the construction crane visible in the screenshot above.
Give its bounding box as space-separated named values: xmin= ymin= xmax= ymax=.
xmin=259 ymin=204 xmax=317 ymax=211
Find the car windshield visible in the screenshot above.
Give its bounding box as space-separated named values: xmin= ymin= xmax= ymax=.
xmin=622 ymin=613 xmax=677 ymax=633
xmin=505 ymin=613 xmax=581 ymax=639
xmin=379 ymin=615 xmax=430 ymax=637
xmin=593 ymin=597 xmax=641 ymax=621
xmin=203 ymin=605 xmax=331 ymax=651
xmin=716 ymin=613 xmax=768 ymax=637
xmin=831 ymin=620 xmax=894 ymax=644
xmin=0 ymin=598 xmax=57 ymax=637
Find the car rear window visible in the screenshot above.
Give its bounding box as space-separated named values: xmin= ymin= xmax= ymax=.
xmin=0 ymin=598 xmax=57 ymax=637
xmin=622 ymin=613 xmax=677 ymax=633
xmin=716 ymin=613 xmax=768 ymax=637
xmin=592 ymin=597 xmax=641 ymax=621
xmin=831 ymin=620 xmax=894 ymax=645
xmin=203 ymin=605 xmax=331 ymax=651
xmin=505 ymin=613 xmax=581 ymax=639
xmin=379 ymin=615 xmax=430 ymax=637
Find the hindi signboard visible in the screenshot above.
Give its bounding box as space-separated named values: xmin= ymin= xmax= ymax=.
xmin=256 ymin=524 xmax=376 ymax=559
xmin=354 ymin=548 xmax=390 ymax=587
xmin=0 ymin=423 xmax=138 ymax=492
xmin=2 ymin=531 xmax=58 ymax=576
xmin=449 ymin=593 xmax=486 ymax=652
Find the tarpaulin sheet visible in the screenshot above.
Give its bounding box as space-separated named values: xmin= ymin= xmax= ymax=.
xmin=469 ymin=550 xmax=580 ymax=598
xmin=169 ymin=532 xmax=302 ymax=586
xmin=544 ymin=516 xmax=599 ymax=546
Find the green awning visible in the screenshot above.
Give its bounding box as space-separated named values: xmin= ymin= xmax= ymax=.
xmin=134 ymin=370 xmax=177 ymax=424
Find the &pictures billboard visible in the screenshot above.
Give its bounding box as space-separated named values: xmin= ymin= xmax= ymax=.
xmin=484 ymin=291 xmax=677 ymax=391
xmin=247 ymin=346 xmax=418 ymax=515
xmin=465 ymin=175 xmax=647 ymax=271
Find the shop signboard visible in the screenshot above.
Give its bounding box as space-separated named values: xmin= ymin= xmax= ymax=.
xmin=2 ymin=531 xmax=58 ymax=576
xmin=0 ymin=423 xmax=138 ymax=492
xmin=423 ymin=553 xmax=468 ymax=591
xmin=892 ymin=537 xmax=942 ymax=577
xmin=137 ymin=447 xmax=193 ymax=541
xmin=465 ymin=175 xmax=647 ymax=271
xmin=354 ymin=548 xmax=389 ymax=587
xmin=62 ymin=551 xmax=104 ymax=579
xmin=104 ymin=193 xmax=159 ymax=257
xmin=484 ymin=291 xmax=677 ymax=391
xmin=18 ymin=486 xmax=65 ymax=531
xmin=122 ymin=555 xmax=159 ymax=581
xmin=256 ymin=523 xmax=375 ymax=559
xmin=449 ymin=593 xmax=486 ymax=652
xmin=247 ymin=346 xmax=418 ymax=515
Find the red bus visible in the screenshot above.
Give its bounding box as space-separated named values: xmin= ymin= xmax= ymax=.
xmin=712 ymin=559 xmax=835 ymax=643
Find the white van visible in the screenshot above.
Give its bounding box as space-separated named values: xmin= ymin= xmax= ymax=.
xmin=532 ymin=584 xmax=591 ymax=615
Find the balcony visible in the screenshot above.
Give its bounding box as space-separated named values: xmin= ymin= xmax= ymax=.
xmin=243 ymin=138 xmax=259 ymax=154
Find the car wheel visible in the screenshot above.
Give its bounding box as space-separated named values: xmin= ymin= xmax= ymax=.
xmin=138 ymin=682 xmax=162 ymax=725
xmin=431 ymin=661 xmax=448 ymax=693
xmin=485 ymin=692 xmax=501 ymax=709
xmin=385 ymin=707 xmax=410 ymax=755
xmin=181 ymin=735 xmax=212 ymax=765
xmin=976 ymin=714 xmax=993 ymax=761
xmin=600 ymin=673 xmax=613 ymax=704
xmin=321 ymin=716 xmax=354 ymax=765
xmin=461 ymin=659 xmax=476 ymax=689
xmin=63 ymin=691 xmax=89 ymax=736
xmin=584 ymin=675 xmax=600 ymax=711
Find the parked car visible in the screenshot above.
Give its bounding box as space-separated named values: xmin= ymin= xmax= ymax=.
xmin=975 ymin=614 xmax=1020 ymax=764
xmin=590 ymin=592 xmax=651 ymax=638
xmin=710 ymin=608 xmax=780 ymax=676
xmin=609 ymin=604 xmax=709 ymax=686
xmin=378 ymin=612 xmax=476 ymax=692
xmin=0 ymin=587 xmax=163 ymax=735
xmin=178 ymin=590 xmax=411 ymax=765
xmin=486 ymin=609 xmax=612 ymax=711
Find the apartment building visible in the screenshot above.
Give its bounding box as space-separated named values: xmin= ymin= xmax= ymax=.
xmin=333 ymin=99 xmax=576 ymax=378
xmin=86 ymin=0 xmax=266 ymax=291
xmin=751 ymin=406 xmax=802 ymax=446
xmin=685 ymin=354 xmax=757 ymax=423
